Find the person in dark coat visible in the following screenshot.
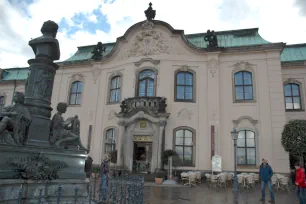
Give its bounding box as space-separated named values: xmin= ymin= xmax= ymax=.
xmin=259 ymin=158 xmax=275 ymax=203
xmin=84 ymin=156 xmax=93 ymax=179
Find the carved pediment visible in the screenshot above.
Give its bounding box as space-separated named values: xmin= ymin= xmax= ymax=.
xmin=128 ymin=30 xmax=169 ymax=57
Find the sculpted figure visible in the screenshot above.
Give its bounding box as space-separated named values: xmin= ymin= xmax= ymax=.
xmin=91 ymin=42 xmax=105 ymax=60
xmin=49 ymin=102 xmax=86 ymax=150
xmin=0 ymin=92 xmax=31 ymax=145
xmin=204 ymin=30 xmax=218 ymax=48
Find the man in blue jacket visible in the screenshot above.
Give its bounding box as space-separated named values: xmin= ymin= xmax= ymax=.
xmin=259 ymin=158 xmax=275 ymax=203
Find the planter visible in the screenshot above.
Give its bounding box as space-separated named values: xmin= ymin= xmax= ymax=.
xmin=155 ymin=178 xmax=163 ymax=184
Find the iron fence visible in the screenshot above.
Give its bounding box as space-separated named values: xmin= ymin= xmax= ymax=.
xmin=3 ymin=175 xmax=144 ymax=204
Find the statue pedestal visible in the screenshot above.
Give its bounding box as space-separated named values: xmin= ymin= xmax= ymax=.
xmin=0 ymin=144 xmax=88 ymax=202
xmin=0 ymin=179 xmax=89 ymax=203
xmin=0 ymin=144 xmax=87 ymax=180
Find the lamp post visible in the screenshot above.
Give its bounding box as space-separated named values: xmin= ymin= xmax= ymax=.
xmin=231 ymin=127 xmax=239 ymax=192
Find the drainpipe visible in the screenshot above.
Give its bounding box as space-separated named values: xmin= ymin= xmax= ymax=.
xmin=11 ymin=68 xmax=20 ymax=105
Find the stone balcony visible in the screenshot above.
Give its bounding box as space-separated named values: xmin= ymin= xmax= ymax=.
xmin=119 ymin=97 xmax=167 ymax=116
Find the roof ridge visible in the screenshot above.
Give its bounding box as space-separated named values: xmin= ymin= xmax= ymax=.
xmin=285 ymin=43 xmax=306 ymax=48
xmin=77 ymin=42 xmax=116 ymax=49
xmin=185 ymin=28 xmax=259 ymax=37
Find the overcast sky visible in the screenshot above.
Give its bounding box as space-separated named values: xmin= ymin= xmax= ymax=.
xmin=0 ymin=0 xmax=306 ymax=68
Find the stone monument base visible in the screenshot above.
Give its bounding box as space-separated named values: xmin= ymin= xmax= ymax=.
xmin=0 ymin=144 xmax=87 ymax=180
xmin=0 ymin=179 xmax=89 ymax=203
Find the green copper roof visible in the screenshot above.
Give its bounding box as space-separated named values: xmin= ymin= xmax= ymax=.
xmin=1 ymin=29 xmax=306 ymax=81
xmin=280 ymin=44 xmax=306 ymax=62
xmin=186 ymin=28 xmax=271 ymax=48
xmin=64 ymin=43 xmax=115 ymax=62
xmin=63 ymin=28 xmax=272 ymax=63
xmin=1 ymin=68 xmax=29 ymax=81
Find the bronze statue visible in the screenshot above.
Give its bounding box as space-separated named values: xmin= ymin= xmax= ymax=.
xmin=204 ymin=30 xmax=218 ymax=48
xmin=91 ymin=42 xmax=106 ymax=60
xmin=0 ymin=92 xmax=31 ymax=145
xmin=49 ymin=102 xmax=86 ymax=150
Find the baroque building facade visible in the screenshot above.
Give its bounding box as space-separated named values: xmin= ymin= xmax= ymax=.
xmin=1 ymin=18 xmax=306 ymax=173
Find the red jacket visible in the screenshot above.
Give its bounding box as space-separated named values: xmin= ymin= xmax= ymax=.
xmin=296 ymin=168 xmax=306 ymax=188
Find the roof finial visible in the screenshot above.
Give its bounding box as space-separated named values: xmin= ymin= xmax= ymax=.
xmin=144 ymin=2 xmax=156 ymax=21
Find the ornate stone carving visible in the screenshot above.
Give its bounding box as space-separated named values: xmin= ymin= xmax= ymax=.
xmin=70 ymin=73 xmax=84 ymax=82
xmin=141 ymin=20 xmax=155 ymax=30
xmin=7 ymin=153 xmax=67 ymax=180
xmin=92 ymin=67 xmax=101 ymax=84
xmin=128 ymin=30 xmax=169 ymax=57
xmin=233 ymin=61 xmax=253 ymax=71
xmin=119 ymin=97 xmax=167 ymax=116
xmin=108 ymin=110 xmax=116 ymax=120
xmin=0 ymin=92 xmax=31 ymax=145
xmin=233 ymin=116 xmax=258 ymax=127
xmin=177 ymin=108 xmax=193 ymax=120
xmin=34 ymin=69 xmax=53 ymax=99
xmin=49 ymin=102 xmax=86 ymax=150
xmin=134 ymin=58 xmax=160 ymax=67
xmin=207 ymin=58 xmax=218 ymax=77
xmin=283 ymin=78 xmax=302 ymax=85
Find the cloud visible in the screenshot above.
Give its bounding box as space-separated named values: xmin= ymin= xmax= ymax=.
xmin=88 ymin=14 xmax=98 ymax=23
xmin=0 ymin=0 xmax=306 ymax=68
xmin=295 ymin=0 xmax=306 ymax=16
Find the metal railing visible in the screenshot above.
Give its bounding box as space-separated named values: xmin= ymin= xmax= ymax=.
xmin=5 ymin=175 xmax=144 ymax=204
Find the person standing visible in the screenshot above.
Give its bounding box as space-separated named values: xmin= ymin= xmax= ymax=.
xmin=295 ymin=163 xmax=306 ymax=204
xmin=100 ymin=155 xmax=110 ymax=188
xmin=259 ymin=159 xmax=275 ymax=203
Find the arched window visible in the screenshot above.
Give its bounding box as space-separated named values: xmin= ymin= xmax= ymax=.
xmin=175 ymin=71 xmax=194 ymax=101
xmin=69 ymin=81 xmax=83 ymax=105
xmin=174 ymin=127 xmax=195 ymax=166
xmin=237 ymin=130 xmax=256 ymax=165
xmin=109 ymin=76 xmax=121 ymax=103
xmin=105 ymin=128 xmax=116 ymax=154
xmin=284 ymin=83 xmax=302 ymax=110
xmin=234 ymin=71 xmax=253 ymax=101
xmin=138 ymin=70 xmax=156 ymax=97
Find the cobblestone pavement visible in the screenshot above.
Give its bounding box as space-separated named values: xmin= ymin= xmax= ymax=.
xmin=143 ymin=184 xmax=297 ymax=204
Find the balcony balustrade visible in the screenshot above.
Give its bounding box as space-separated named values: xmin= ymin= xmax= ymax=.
xmin=119 ymin=97 xmax=167 ymax=116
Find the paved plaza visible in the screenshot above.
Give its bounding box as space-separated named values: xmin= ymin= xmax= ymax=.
xmin=143 ymin=183 xmax=297 ymax=204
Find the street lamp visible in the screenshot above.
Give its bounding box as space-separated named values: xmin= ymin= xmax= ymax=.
xmin=231 ymin=127 xmax=239 ymax=192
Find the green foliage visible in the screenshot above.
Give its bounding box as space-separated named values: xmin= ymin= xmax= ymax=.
xmin=92 ymin=167 xmax=100 ymax=173
xmin=162 ymin=149 xmax=178 ymax=163
xmin=281 ymin=119 xmax=306 ymax=157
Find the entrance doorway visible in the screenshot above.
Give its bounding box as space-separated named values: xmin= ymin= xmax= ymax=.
xmin=133 ymin=142 xmax=152 ymax=173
